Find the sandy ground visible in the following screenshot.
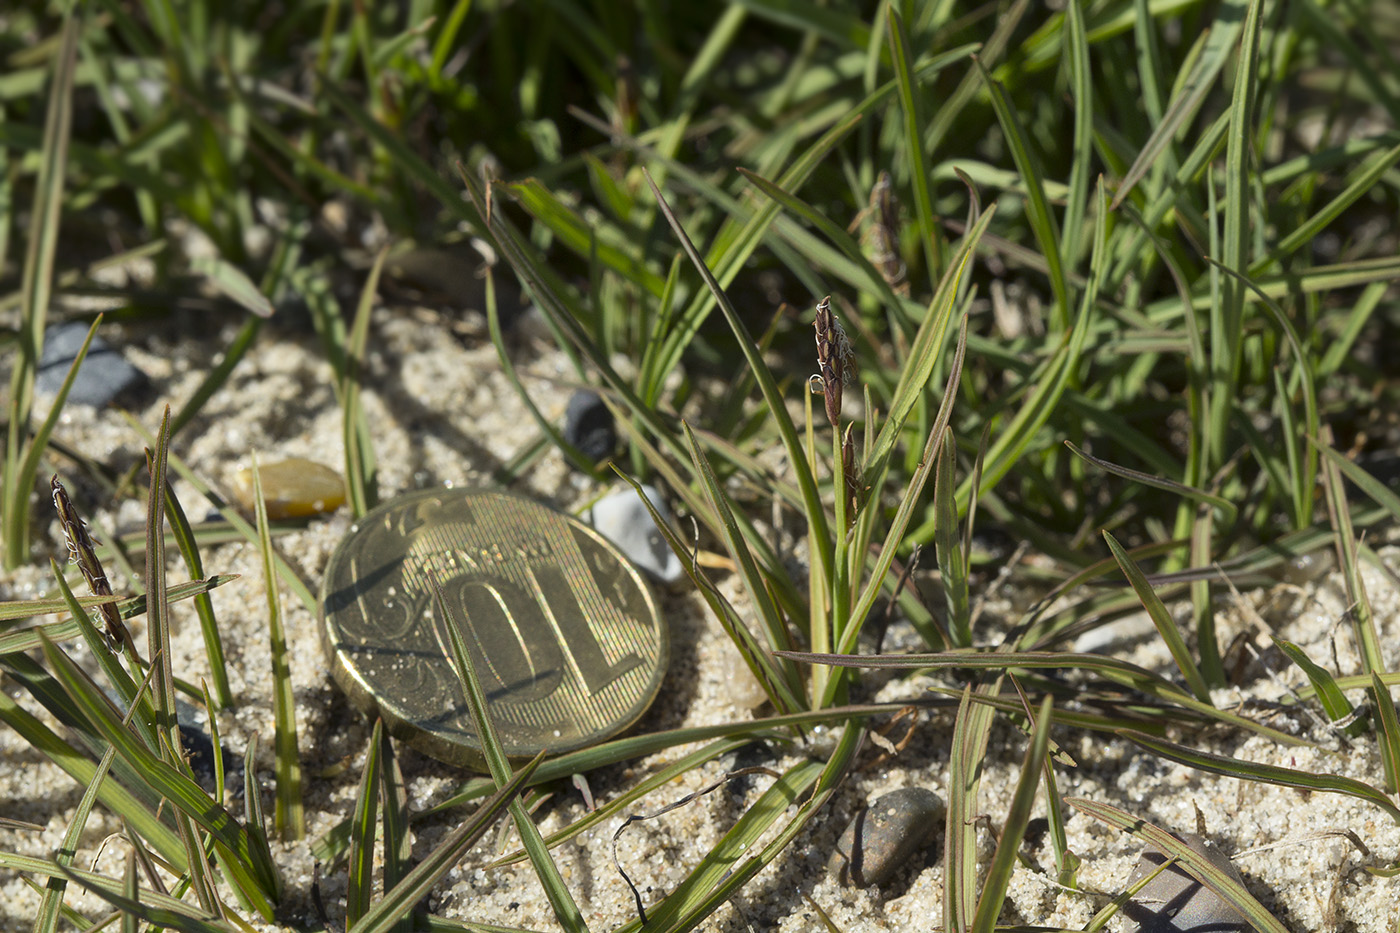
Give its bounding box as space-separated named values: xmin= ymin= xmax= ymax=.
xmin=1 ymin=291 xmax=1399 ymax=932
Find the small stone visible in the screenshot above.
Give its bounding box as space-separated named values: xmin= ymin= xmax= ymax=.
xmin=233 ymin=459 xmax=346 ymax=519
xmin=178 ymin=724 xmax=239 ymax=795
xmin=562 ymin=390 xmax=616 ymax=465
xmin=36 ymin=321 xmax=148 ymax=407
xmin=1123 ymin=833 xmax=1254 ymax=932
xmin=586 ymin=484 xmax=681 ymax=583
xmin=830 ymin=787 xmax=945 ymax=887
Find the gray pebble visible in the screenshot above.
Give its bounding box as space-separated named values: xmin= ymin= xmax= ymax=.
xmin=36 ymin=321 xmax=147 ymax=407
xmin=1123 ymin=833 xmax=1254 ymax=932
xmin=562 ymin=390 xmax=616 ymax=464
xmin=829 ymin=787 xmax=945 ymax=887
xmin=586 ymin=484 xmax=681 ymax=583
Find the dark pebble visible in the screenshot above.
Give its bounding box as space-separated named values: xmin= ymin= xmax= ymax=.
xmin=178 ymin=723 xmax=239 ymax=795
xmin=563 ymin=390 xmax=616 ymax=464
xmin=1123 ymin=833 xmax=1254 ymax=932
xmin=830 ymin=786 xmax=945 ymax=887
xmin=37 ymin=321 xmax=147 ymax=407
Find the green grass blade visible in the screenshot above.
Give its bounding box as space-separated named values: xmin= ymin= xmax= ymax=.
xmin=945 ymin=684 xmax=997 ymax=933
xmin=33 ymin=745 xmax=117 ymax=933
xmin=188 ymin=254 xmax=274 ymax=317
xmin=959 ymin=178 xmax=1105 ymax=508
xmin=1316 ymin=432 xmax=1384 ymax=675
xmin=252 ymin=455 xmax=304 ymax=842
xmin=347 ymin=719 xmax=383 ymax=926
xmin=644 ymin=169 xmax=834 ymax=582
xmin=866 ymin=207 xmax=994 ymax=483
xmin=427 ymin=571 xmax=588 ymax=932
xmin=886 ymin=8 xmax=941 ymax=285
xmin=1059 ymin=0 xmax=1093 ymax=267
xmin=935 ymin=427 xmax=970 ymax=646
xmin=160 ymin=480 xmax=232 ymax=709
xmin=1103 ymin=531 xmax=1211 ymax=703
xmin=1064 ymin=440 xmax=1237 ymax=522
xmin=343 ymin=247 xmax=385 ymax=518
xmin=1118 ymin=730 xmax=1400 ymax=826
xmin=1271 ymin=638 xmax=1356 ymax=734
xmin=682 ymin=424 xmax=805 ymax=708
xmin=380 ymin=729 xmax=413 ymax=933
xmin=1111 ymin=0 xmax=1246 ymax=209
xmin=0 ymin=855 xmax=226 ymax=933
xmin=975 ymin=56 xmax=1067 ymax=329
xmin=3 ymin=16 xmax=78 ymax=570
xmin=1209 ymin=0 xmax=1265 ymax=461
xmin=1370 ymin=673 xmax=1400 ymax=794
xmin=349 ymin=753 xmax=544 ymax=933
xmin=778 ymin=647 xmax=1305 ymax=746
xmin=36 ymin=633 xmax=280 ymax=912
xmin=1068 ymin=797 xmax=1290 ymax=933
xmin=971 ymin=695 xmax=1052 ymax=933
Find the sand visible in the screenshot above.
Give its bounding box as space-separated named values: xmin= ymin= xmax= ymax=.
xmin=1 ymin=290 xmax=1398 ymax=932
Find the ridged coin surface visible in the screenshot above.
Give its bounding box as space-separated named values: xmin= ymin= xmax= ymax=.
xmin=319 ymin=488 xmax=668 ymax=769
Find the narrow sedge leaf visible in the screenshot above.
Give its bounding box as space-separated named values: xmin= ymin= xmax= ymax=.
xmin=428 ymin=573 xmax=588 ymax=932
xmin=1068 ymin=798 xmax=1290 ymax=933
xmin=0 ymin=688 xmax=190 ymax=875
xmin=934 ymin=428 xmax=970 ymax=646
xmin=946 ymin=685 xmax=997 ymax=933
xmin=1103 ymin=531 xmax=1212 ymax=703
xmin=1210 ymin=0 xmax=1265 ymax=461
xmin=867 ymin=208 xmax=995 ymax=481
xmin=122 ymin=415 xmax=318 ymax=612
xmin=833 ymin=318 xmax=970 ymax=678
xmin=961 ymin=178 xmax=1106 ymax=506
xmin=349 ymin=753 xmax=544 ymax=933
xmin=189 ymin=255 xmax=274 ymax=317
xmin=1271 ymin=638 xmax=1357 ymax=733
xmin=380 ymin=731 xmax=413 ymax=933
xmin=3 ymin=16 xmax=77 ymax=571
xmin=15 ymin=317 xmax=102 ymax=528
xmin=253 ymin=456 xmax=305 ymax=842
xmin=33 ymin=745 xmax=117 ymax=933
xmin=1112 ymin=0 xmax=1247 ymax=209
xmin=347 ymin=720 xmax=383 ymax=926
xmin=778 ymin=648 xmax=1305 ymax=746
xmin=1065 ymin=441 xmax=1237 ymax=521
xmin=887 ymin=8 xmax=942 ymax=285
xmin=1118 ymin=730 xmax=1400 ymax=826
xmin=975 ymin=56 xmax=1067 ymax=328
xmin=37 ymin=634 xmax=280 ymax=913
xmin=682 ymin=423 xmax=804 ymax=708
xmin=17 ymin=857 xmax=227 ymax=933
xmin=643 ymin=169 xmax=834 ymax=585
xmin=1371 ymin=674 xmax=1400 ymax=795
xmin=160 ymin=482 xmax=233 ymax=707
xmin=0 ymin=575 xmax=235 ymax=645
xmin=1316 ymin=430 xmax=1384 ymax=675
xmin=1059 ymin=0 xmax=1093 ymax=266
xmin=971 ymin=696 xmax=1052 ymax=933
xmin=343 ymin=247 xmax=385 ymax=518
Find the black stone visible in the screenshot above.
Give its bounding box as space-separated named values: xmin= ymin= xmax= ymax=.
xmin=830 ymin=786 xmax=945 ymax=888
xmin=1123 ymin=833 xmax=1254 ymax=932
xmin=562 ymin=390 xmax=616 ymax=464
xmin=36 ymin=321 xmax=148 ymax=407
xmin=178 ymin=724 xmax=239 ymax=795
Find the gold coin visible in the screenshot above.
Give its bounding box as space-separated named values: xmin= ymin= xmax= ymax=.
xmin=319 ymin=488 xmax=668 ymax=769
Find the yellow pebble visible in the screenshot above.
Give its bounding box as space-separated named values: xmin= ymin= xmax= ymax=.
xmin=234 ymin=458 xmax=346 ymax=519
